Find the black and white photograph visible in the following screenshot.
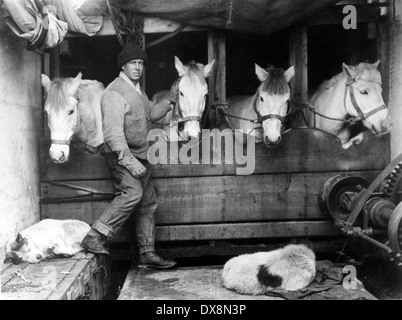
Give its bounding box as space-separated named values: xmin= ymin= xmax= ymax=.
xmin=0 ymin=0 xmax=402 ymax=307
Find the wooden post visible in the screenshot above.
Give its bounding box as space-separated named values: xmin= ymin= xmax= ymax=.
xmin=390 ymin=1 xmax=402 ymax=160
xmin=208 ymin=31 xmax=226 ymax=106
xmin=42 ymin=48 xmax=60 ymax=139
xmin=377 ymin=20 xmax=390 ymax=106
xmin=49 ymin=46 xmax=60 ymax=79
xmin=289 ymin=25 xmax=308 ymax=128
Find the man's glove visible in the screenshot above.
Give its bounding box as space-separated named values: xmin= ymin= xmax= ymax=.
xmin=117 ymin=149 xmax=147 ymax=178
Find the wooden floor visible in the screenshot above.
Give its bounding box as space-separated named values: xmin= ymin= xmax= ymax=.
xmin=118 ymin=263 xmax=379 ymax=300
xmin=118 ymin=265 xmax=282 ymax=300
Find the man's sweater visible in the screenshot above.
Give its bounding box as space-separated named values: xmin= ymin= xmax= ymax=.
xmin=101 ymin=76 xmax=172 ymax=161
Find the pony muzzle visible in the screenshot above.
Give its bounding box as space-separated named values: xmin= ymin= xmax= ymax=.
xmin=49 ymin=144 xmax=71 ymax=163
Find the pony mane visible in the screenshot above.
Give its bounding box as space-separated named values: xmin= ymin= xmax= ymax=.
xmin=46 ymin=79 xmax=71 ymax=112
xmin=183 ymin=61 xmax=205 ymax=83
xmin=261 ymin=68 xmax=290 ymax=95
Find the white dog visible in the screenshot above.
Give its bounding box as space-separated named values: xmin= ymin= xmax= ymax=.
xmin=4 ymin=219 xmax=90 ymax=264
xmin=222 ymin=244 xmax=316 ymax=294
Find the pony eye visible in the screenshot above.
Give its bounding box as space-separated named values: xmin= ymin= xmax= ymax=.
xmin=360 ymin=90 xmax=369 ymax=95
xmin=68 ymin=110 xmax=75 ymax=116
xmin=260 ymin=96 xmax=264 ymax=102
xmin=180 ymin=92 xmax=184 ymax=97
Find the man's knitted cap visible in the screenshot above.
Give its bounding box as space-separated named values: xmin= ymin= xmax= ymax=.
xmin=117 ymin=44 xmax=147 ymax=68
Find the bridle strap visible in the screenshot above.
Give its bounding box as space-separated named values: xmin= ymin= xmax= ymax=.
xmin=253 ymin=98 xmax=290 ymax=124
xmin=344 ymin=77 xmax=387 ymax=122
xmin=169 ymin=76 xmax=203 ymax=128
xmin=51 ymin=139 xmax=71 ymax=146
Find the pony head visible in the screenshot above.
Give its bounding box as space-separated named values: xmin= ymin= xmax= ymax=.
xmin=342 ymin=61 xmax=390 ymax=136
xmin=255 ymin=64 xmax=294 ymax=147
xmin=42 ymin=73 xmax=82 ymax=163
xmin=174 ymin=57 xmax=215 ymax=140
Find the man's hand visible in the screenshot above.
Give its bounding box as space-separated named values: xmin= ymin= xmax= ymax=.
xmin=125 ymin=158 xmax=147 ymax=178
xmin=163 ymin=80 xmax=179 ymax=104
xmin=118 ymin=149 xmax=147 ymax=178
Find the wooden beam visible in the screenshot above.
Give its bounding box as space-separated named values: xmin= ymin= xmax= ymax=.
xmin=208 ymin=31 xmax=226 ymax=106
xmin=40 ymin=128 xmax=390 ymax=181
xmin=306 ymin=4 xmax=382 ymax=25
xmin=377 ymin=20 xmax=390 ymax=105
xmin=289 ymin=25 xmax=308 ymax=128
xmin=389 ymin=3 xmax=402 ymax=159
xmin=119 ymin=221 xmax=342 ymax=242
xmin=40 ymin=170 xmax=381 ymax=225
xmin=66 ymin=18 xmax=206 ymax=38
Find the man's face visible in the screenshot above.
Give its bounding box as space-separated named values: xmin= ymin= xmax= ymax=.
xmin=122 ymin=59 xmax=144 ymax=81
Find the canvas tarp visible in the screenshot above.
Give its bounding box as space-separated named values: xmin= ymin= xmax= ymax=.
xmin=0 ymin=0 xmax=104 ymax=50
xmin=106 ymin=0 xmax=341 ymax=35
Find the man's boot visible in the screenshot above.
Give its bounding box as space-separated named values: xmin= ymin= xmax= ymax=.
xmin=81 ymin=228 xmax=109 ymax=255
xmin=136 ymin=251 xmax=177 ymax=269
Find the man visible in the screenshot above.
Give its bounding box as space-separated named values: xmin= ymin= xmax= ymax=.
xmin=81 ymin=44 xmax=177 ymax=269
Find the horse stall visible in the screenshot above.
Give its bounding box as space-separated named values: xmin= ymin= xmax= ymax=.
xmin=1 ymin=0 xmax=402 ymax=301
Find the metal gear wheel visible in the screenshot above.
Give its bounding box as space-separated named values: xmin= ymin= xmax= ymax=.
xmin=381 ymin=161 xmax=402 ymax=205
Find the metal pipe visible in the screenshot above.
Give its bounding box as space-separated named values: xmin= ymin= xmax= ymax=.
xmin=356 ymin=232 xmax=392 ymax=253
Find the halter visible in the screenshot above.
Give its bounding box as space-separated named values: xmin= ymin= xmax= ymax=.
xmin=344 ymin=76 xmax=387 ymax=123
xmin=253 ymin=97 xmax=291 ymax=124
xmin=50 ymin=92 xmax=80 ymax=146
xmin=169 ymin=77 xmax=203 ymax=129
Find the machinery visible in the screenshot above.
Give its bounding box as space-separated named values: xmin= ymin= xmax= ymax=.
xmin=320 ymin=153 xmax=402 ymax=265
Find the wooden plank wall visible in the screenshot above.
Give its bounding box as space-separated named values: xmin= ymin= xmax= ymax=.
xmin=41 ymin=129 xmax=389 ymax=243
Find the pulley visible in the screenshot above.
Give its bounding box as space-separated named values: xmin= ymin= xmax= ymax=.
xmin=319 ymin=153 xmax=402 ymax=266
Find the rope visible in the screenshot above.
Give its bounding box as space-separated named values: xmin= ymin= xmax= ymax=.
xmin=106 ymin=0 xmax=125 ymax=46
xmin=106 ymin=0 xmax=144 ymax=47
xmin=106 ymin=0 xmax=186 ymax=49
xmin=146 ymin=24 xmax=188 ymax=48
xmin=290 ymin=101 xmax=357 ymax=125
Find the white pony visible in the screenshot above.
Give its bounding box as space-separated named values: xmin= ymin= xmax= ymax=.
xmin=151 ymin=56 xmax=215 ymax=142
xmin=309 ymin=61 xmax=390 ymax=149
xmin=222 ymin=244 xmax=316 ymax=294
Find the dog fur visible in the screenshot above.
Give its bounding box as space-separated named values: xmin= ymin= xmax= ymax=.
xmin=222 ymin=244 xmax=316 ymax=294
xmin=4 ymin=219 xmax=90 ymax=264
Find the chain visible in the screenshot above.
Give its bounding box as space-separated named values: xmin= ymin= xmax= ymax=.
xmin=222 ymin=112 xmax=260 ymax=124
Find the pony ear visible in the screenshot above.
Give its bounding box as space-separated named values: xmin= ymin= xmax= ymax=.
xmin=174 ymin=56 xmax=186 ymax=77
xmin=70 ymin=72 xmax=82 ymax=94
xmin=41 ymin=74 xmax=51 ymax=93
xmin=342 ymin=63 xmax=358 ymax=78
xmin=284 ymin=66 xmax=295 ymax=82
xmin=255 ymin=64 xmax=268 ymax=82
xmin=203 ymin=59 xmax=215 ymax=78
xmin=373 ymin=60 xmax=380 ymax=69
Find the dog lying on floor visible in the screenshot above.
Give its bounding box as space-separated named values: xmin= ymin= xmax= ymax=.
xmin=222 ymin=244 xmax=316 ymax=294
xmin=4 ymin=219 xmax=90 ymax=264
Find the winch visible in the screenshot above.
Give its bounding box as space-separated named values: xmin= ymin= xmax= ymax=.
xmin=320 ymin=153 xmax=402 ymax=266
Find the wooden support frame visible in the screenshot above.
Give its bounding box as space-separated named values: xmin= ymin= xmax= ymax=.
xmin=66 ymin=18 xmax=205 ymax=38
xmin=289 ymin=25 xmax=308 ymax=128
xmin=207 ymin=31 xmax=226 ymax=107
